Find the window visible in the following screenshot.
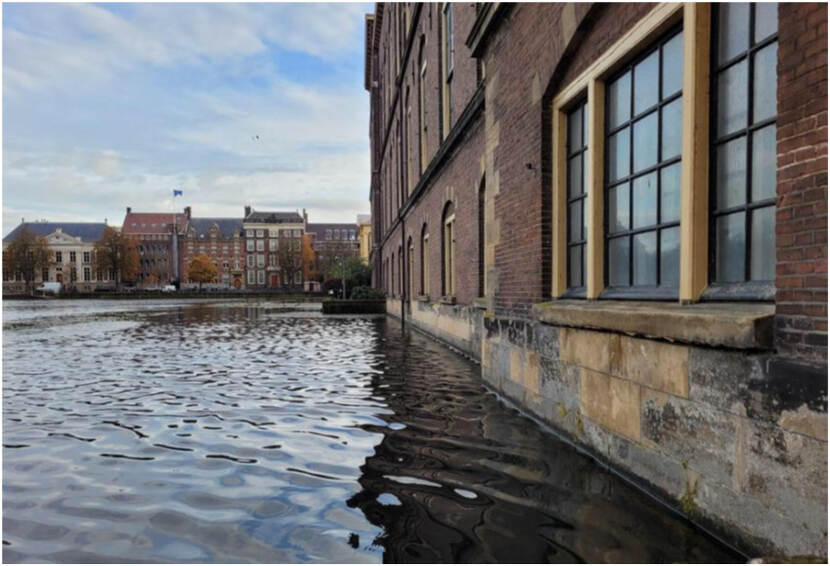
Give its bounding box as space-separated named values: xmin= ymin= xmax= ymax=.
xmin=408 ymin=238 xmax=415 ymax=299
xmin=83 ymin=251 xmax=90 ymax=263
xmin=42 ymin=268 xmax=49 ymax=282
xmin=294 ymin=272 xmax=302 ymax=284
xmin=246 ymin=230 xmax=253 ymax=237
xmin=478 ymin=176 xmax=486 ymax=297
xmin=326 ymin=230 xmax=332 ymax=240
xmin=256 ymin=240 xmax=264 ymax=252
xmin=422 ymin=226 xmax=430 ymax=296
xmin=334 ymin=229 xmax=341 ymax=240
xmin=256 ymin=230 xmax=264 ymax=238
xmin=604 ymin=27 xmax=683 ymax=296
xmin=391 ymin=251 xmax=396 ymax=296
xmin=419 ymin=37 xmax=428 ymax=173
xmin=710 ymin=2 xmax=777 ymax=294
xmin=257 ymin=254 xmax=265 ymax=268
xmin=442 ymin=202 xmax=455 ymax=296
xmin=55 ymin=252 xmax=62 ymax=263
xmin=247 ymin=270 xmax=256 ymax=285
xmin=69 ymin=251 xmax=76 ymax=263
xmin=246 ymin=240 xmax=254 ymax=252
xmin=442 ymin=3 xmax=454 ymax=137
xmin=247 ymin=254 xmax=254 ymax=267
xmin=294 ymin=230 xmax=301 ymax=238
xmin=269 ymin=238 xmax=277 ymax=250
xmin=84 ymin=267 xmax=91 ymax=281
xmin=257 ymin=270 xmax=265 ymax=284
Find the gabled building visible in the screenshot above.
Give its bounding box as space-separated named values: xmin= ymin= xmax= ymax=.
xmin=181 ymin=218 xmax=245 ymax=289
xmin=2 ymin=221 xmax=112 ymax=292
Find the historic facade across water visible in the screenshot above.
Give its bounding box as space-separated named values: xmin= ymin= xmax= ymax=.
xmin=365 ymin=2 xmax=828 ymax=557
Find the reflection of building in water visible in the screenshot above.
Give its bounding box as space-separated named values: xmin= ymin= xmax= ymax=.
xmin=347 ymin=319 xmax=740 ymax=563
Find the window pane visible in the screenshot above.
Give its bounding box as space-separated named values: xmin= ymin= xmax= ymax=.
xmin=661 ymin=97 xmax=683 ymax=160
xmin=609 ymin=236 xmax=630 ymax=287
xmin=568 ymin=106 xmax=583 ymax=151
xmin=751 ymin=125 xmax=777 ymax=202
xmin=608 ymin=183 xmax=630 ymax=234
xmin=608 ymin=128 xmax=630 ymax=182
xmin=716 ymin=212 xmax=746 ymax=282
xmin=754 ymin=2 xmax=778 ymax=43
xmin=633 ymin=232 xmax=657 ymax=286
xmin=718 ymin=3 xmax=750 ymax=64
xmin=634 ymin=50 xmax=659 ymax=115
xmin=751 ymin=206 xmax=775 ymax=281
xmin=662 ymin=31 xmax=684 ymax=97
xmin=660 ymin=227 xmax=680 ymax=288
xmin=568 ymin=155 xmax=583 ymax=198
xmin=569 ymin=201 xmax=582 ymax=242
xmin=716 ymin=137 xmax=747 ymax=209
xmin=660 ymin=163 xmax=681 ymax=223
xmin=753 ymin=42 xmax=778 ymax=124
xmin=633 ymin=112 xmax=658 ymax=172
xmin=717 ymin=60 xmax=748 ymax=136
xmin=608 ymin=73 xmax=631 ymax=129
xmin=583 ymin=105 xmax=589 ymax=149
xmin=583 ymin=198 xmax=589 ymax=240
xmin=569 ymin=245 xmax=583 ymax=288
xmin=632 ymin=172 xmax=658 ymax=229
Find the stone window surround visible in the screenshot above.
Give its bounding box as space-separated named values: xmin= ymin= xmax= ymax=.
xmin=552 ymin=3 xmax=713 ymax=303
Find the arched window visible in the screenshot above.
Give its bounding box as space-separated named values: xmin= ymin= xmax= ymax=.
xmin=391 ymin=251 xmax=396 ymax=297
xmin=397 ymin=245 xmax=403 ymax=297
xmin=421 ymin=224 xmax=430 ymax=296
xmin=442 ymin=201 xmax=455 ymax=297
xmin=418 ymin=35 xmax=427 ymax=173
xmin=407 ymin=236 xmax=414 ymax=300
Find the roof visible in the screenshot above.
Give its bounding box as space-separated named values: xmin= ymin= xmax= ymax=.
xmin=3 ymin=222 xmax=108 ymax=243
xmin=122 ymin=212 xmax=187 ymax=235
xmin=306 ymin=223 xmax=359 ymax=241
xmin=244 ymin=210 xmax=304 ymax=224
xmin=187 ymin=218 xmax=243 ymax=240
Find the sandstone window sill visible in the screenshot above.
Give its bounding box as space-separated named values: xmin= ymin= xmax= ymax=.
xmin=415 ymin=295 xmax=430 ymax=302
xmin=474 ymin=297 xmax=487 ymax=309
xmin=531 ymin=300 xmax=775 ymax=350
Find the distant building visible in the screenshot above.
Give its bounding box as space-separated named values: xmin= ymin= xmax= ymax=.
xmin=306 ymin=222 xmax=360 ymax=284
xmin=2 ymin=221 xmax=113 ymax=292
xmin=181 ymin=218 xmax=245 ymax=289
xmin=357 ymin=214 xmax=372 ymax=263
xmin=242 ymin=206 xmax=306 ymax=289
xmin=122 ymin=207 xmax=189 ymax=285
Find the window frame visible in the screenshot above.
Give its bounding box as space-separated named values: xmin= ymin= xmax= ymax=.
xmin=563 ymin=98 xmax=589 ymax=298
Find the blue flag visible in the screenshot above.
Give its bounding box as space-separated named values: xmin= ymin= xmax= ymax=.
xmin=173 ymin=189 xmax=183 ymax=197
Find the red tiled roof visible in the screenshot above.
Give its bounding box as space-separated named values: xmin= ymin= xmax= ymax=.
xmin=122 ymin=212 xmax=187 ymax=235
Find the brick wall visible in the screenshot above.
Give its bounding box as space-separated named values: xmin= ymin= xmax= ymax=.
xmin=775 ymin=2 xmax=828 ymax=363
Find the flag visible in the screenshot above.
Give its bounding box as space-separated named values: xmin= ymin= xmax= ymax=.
xmin=173 ymin=189 xmax=183 ymax=197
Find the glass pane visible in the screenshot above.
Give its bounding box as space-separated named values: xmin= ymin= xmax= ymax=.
xmin=751 ymin=125 xmax=776 ymax=202
xmin=661 ymin=97 xmax=683 ymax=159
xmin=632 ymin=172 xmax=658 ymax=229
xmin=583 ymin=197 xmax=589 ymax=240
xmin=718 ymin=3 xmax=750 ymax=64
xmin=608 ymin=183 xmax=629 ymax=234
xmin=608 ymin=73 xmax=631 ymax=129
xmin=569 ymin=201 xmax=582 ymax=242
xmin=753 ymin=42 xmax=778 ymax=124
xmin=569 ymin=245 xmax=583 ymax=288
xmin=634 ymin=50 xmax=659 ymax=115
xmin=609 ymin=236 xmax=630 ymax=287
xmin=633 ymin=232 xmax=657 ymax=286
xmin=754 ymin=3 xmax=778 ymax=43
xmin=583 ymin=104 xmax=589 ymax=149
xmin=660 ymin=163 xmax=681 ymax=223
xmin=716 ymin=212 xmax=746 ymax=282
xmin=751 ymin=206 xmax=775 ymax=281
xmin=716 ymin=137 xmax=747 ymax=209
xmin=662 ymin=31 xmax=684 ymax=97
xmin=633 ymin=112 xmax=658 ymax=173
xmin=660 ymin=227 xmax=680 ymax=288
xmin=608 ymin=127 xmax=630 ymax=182
xmin=568 ymin=105 xmax=583 ymax=151
xmin=717 ymin=60 xmax=748 ymax=136
xmin=568 ymin=155 xmax=583 ymax=198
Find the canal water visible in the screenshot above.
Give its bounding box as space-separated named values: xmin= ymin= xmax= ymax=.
xmin=3 ymin=300 xmax=743 ymax=563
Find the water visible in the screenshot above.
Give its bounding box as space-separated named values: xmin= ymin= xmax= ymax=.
xmin=3 ymin=299 xmax=743 ymax=563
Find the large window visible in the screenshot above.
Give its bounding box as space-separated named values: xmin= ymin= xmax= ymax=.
xmin=442 ymin=3 xmax=454 ymax=138
xmin=566 ymin=100 xmax=588 ymax=293
xmin=408 ymin=238 xmax=415 ymax=299
xmin=710 ymin=3 xmax=777 ymax=296
xmin=419 ymin=38 xmax=427 ymax=173
xmin=605 ymin=27 xmax=683 ymax=297
xmin=421 ymin=225 xmax=430 ymax=296
xmin=442 ymin=202 xmax=455 ymax=297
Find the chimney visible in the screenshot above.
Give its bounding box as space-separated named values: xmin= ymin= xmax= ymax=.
xmin=244 ymin=205 xmax=251 ymax=218
xmin=184 ymin=206 xmax=191 ymax=219
xmin=126 ymin=206 xmax=131 ymax=214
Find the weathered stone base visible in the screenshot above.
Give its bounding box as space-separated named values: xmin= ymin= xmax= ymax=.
xmin=389 ymin=301 xmax=829 ymax=558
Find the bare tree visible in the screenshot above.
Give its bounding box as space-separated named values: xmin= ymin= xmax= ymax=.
xmin=3 ymin=228 xmax=51 ymax=295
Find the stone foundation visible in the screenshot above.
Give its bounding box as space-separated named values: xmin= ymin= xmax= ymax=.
xmin=388 ymin=300 xmax=828 ymax=557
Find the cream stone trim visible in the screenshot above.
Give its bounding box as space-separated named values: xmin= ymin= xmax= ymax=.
xmin=586 ymin=80 xmax=605 ymax=299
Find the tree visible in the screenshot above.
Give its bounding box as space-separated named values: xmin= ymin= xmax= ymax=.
xmin=277 ymin=240 xmax=303 ymax=289
xmin=3 ymin=228 xmax=51 ymax=295
xmin=94 ymin=226 xmax=139 ymax=290
xmin=187 ymin=254 xmax=218 ymax=290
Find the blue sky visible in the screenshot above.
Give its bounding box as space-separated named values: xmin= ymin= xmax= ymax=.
xmin=3 ymin=2 xmax=371 ymax=235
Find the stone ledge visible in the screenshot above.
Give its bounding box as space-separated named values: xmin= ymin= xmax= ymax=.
xmin=532 ymin=300 xmax=775 ymax=350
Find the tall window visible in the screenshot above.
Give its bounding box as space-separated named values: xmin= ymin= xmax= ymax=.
xmin=55 ymin=252 xmax=62 ymax=263
xmin=422 ymin=226 xmax=430 ymax=296
xmin=566 ymin=100 xmax=588 ymax=293
xmin=442 ymin=202 xmax=455 ymax=296
xmin=84 ymin=267 xmax=91 ymax=281
xmin=391 ymin=251 xmax=396 ymax=296
xmin=406 ymin=87 xmax=414 ymax=195
xmin=408 ymin=238 xmax=415 ymax=299
xmin=419 ymin=38 xmax=428 ymax=173
xmin=605 ymin=27 xmax=683 ymax=296
xmin=70 ymin=251 xmax=76 ymax=263
xmin=478 ymin=176 xmax=486 ymax=297
xmin=442 ymin=3 xmax=454 ymax=138
xmin=83 ymin=251 xmax=90 ymax=263
xmin=710 ymin=3 xmax=777 ymax=293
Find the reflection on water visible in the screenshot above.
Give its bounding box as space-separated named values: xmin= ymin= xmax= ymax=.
xmin=3 ymin=300 xmax=742 ymax=563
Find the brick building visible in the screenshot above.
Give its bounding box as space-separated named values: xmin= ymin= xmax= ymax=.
xmin=122 ymin=207 xmax=190 ymax=285
xmin=242 ymin=206 xmax=306 ymax=289
xmin=366 ymin=2 xmax=827 ymax=557
xmin=181 ymin=218 xmax=245 ymax=289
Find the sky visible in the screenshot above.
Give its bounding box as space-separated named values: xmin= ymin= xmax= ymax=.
xmin=2 ymin=2 xmax=372 ymax=236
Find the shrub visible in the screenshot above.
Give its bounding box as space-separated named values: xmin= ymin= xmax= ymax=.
xmin=349 ymin=286 xmax=385 ymax=300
